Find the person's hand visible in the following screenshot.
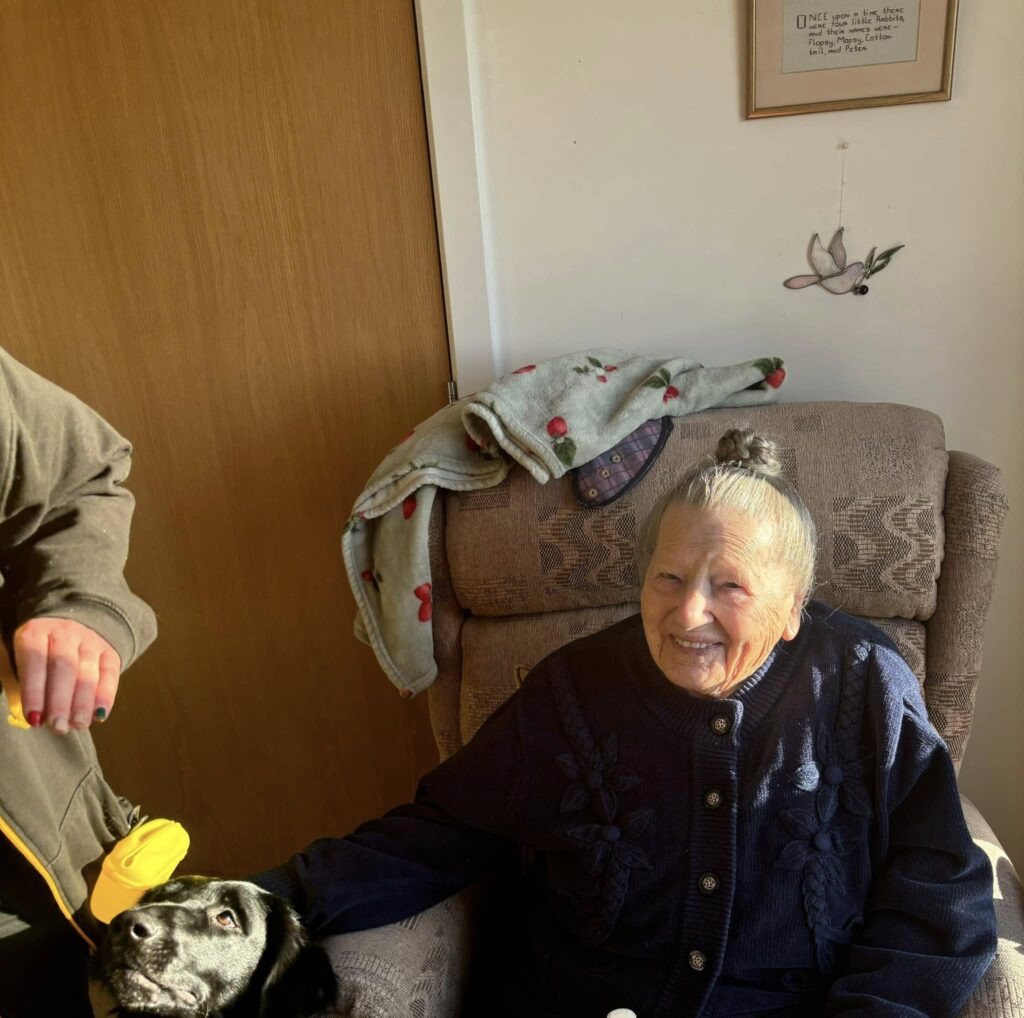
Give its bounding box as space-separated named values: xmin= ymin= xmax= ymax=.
xmin=13 ymin=617 xmax=121 ymax=734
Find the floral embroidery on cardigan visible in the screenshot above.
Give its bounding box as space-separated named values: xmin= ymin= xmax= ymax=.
xmin=790 ymin=724 xmax=870 ymax=823
xmin=564 ymin=811 xmax=653 ymax=876
xmin=776 ymin=807 xmax=863 ymax=971
xmin=551 ymin=669 xmax=652 ymax=947
xmin=555 ymin=733 xmax=642 ymax=821
xmin=778 ymin=639 xmax=872 ymax=971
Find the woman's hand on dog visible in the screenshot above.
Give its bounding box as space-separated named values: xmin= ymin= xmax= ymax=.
xmin=14 ymin=616 xmax=121 ymax=733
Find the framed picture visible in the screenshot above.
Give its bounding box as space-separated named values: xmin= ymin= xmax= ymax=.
xmin=747 ymin=0 xmax=959 ymax=118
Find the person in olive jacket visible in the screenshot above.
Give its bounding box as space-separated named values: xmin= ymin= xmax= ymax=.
xmin=0 ymin=346 xmax=157 ymax=1017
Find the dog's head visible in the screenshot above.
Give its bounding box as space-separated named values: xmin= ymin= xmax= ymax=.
xmin=93 ymin=876 xmax=336 ymax=1017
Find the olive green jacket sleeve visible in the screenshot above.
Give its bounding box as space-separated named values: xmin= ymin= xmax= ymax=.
xmin=0 ymin=347 xmax=157 ymax=668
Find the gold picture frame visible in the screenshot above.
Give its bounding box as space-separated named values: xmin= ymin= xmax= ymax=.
xmin=748 ymin=0 xmax=959 ymax=119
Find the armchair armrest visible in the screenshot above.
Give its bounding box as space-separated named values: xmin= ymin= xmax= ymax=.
xmin=314 ymin=886 xmax=480 ymax=1018
xmin=958 ymin=795 xmax=1024 ymax=1016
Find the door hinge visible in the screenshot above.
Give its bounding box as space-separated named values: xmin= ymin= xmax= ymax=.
xmin=446 ymin=379 xmax=459 ymax=404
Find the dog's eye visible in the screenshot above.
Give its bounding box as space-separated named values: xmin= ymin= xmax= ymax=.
xmin=214 ymin=910 xmax=237 ymax=929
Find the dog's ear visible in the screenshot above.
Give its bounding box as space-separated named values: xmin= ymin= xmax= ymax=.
xmin=259 ymin=942 xmax=338 ymax=1018
xmin=258 ymin=895 xmax=308 ymax=995
xmin=252 ymin=895 xmax=337 ymax=1018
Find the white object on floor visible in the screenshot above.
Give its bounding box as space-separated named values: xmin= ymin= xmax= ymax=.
xmin=607 ymin=1010 xmax=638 ymax=1018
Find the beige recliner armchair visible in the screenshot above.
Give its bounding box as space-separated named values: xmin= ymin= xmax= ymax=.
xmin=319 ymin=401 xmax=1023 ymax=1017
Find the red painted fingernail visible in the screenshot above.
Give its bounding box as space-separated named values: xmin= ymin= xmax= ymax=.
xmin=27 ymin=710 xmax=42 ymax=728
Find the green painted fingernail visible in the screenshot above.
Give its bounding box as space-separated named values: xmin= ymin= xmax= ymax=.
xmin=94 ymin=707 xmax=107 ymax=721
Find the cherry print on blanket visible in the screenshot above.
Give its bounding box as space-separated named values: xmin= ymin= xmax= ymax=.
xmin=546 ymin=417 xmax=577 ymax=467
xmin=413 ymin=583 xmax=432 ymax=622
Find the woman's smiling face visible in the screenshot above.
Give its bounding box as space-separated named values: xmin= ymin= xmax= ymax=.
xmin=640 ymin=502 xmax=802 ymax=697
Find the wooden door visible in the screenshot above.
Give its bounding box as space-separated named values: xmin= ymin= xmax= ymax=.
xmin=0 ymin=1 xmax=449 ymax=874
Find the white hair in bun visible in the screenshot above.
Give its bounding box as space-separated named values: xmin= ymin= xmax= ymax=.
xmin=713 ymin=428 xmax=783 ymax=476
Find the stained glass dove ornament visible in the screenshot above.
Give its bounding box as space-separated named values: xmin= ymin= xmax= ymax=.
xmin=784 ymin=228 xmax=903 ymax=295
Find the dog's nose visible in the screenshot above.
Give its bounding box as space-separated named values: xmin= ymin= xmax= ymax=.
xmin=116 ymin=909 xmax=156 ymax=940
xmin=130 ymin=917 xmax=154 ymax=940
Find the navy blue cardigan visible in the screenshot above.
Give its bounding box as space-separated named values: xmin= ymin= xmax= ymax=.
xmin=254 ymin=604 xmax=995 ymax=1017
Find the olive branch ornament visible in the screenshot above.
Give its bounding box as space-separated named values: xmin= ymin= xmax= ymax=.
xmin=784 ymin=228 xmax=903 ymax=296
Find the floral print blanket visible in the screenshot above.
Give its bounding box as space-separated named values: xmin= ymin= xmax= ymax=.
xmin=343 ymin=349 xmax=785 ymax=695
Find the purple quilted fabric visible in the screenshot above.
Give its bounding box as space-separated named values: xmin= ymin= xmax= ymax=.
xmin=573 ymin=418 xmax=673 ymax=507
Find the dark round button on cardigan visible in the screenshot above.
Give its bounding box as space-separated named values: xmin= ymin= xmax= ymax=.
xmin=699 ymin=872 xmax=719 ymax=894
xmin=710 ymin=714 xmax=731 ymax=735
xmin=704 ymin=789 xmax=723 ymax=809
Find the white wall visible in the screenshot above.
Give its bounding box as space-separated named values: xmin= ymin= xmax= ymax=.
xmin=420 ymin=1 xmax=1024 ymax=864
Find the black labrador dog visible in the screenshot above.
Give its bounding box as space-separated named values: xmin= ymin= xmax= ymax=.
xmin=91 ymin=876 xmax=336 ymax=1017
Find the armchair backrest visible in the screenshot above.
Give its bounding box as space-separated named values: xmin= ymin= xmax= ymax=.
xmin=427 ymin=402 xmax=1007 ymax=771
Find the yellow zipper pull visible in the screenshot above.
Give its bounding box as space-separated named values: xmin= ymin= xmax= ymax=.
xmin=0 ymin=650 xmax=29 ymax=728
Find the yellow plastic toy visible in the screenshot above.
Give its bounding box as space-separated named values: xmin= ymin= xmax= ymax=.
xmin=91 ymin=818 xmax=191 ymax=924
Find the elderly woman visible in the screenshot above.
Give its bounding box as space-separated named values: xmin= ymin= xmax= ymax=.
xmin=254 ymin=429 xmax=996 ymax=1017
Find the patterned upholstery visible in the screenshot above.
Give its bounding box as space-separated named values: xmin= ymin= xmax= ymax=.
xmin=446 ymin=402 xmax=946 ymax=622
xmin=316 ymin=887 xmax=479 ymax=1017
xmin=318 ymin=401 xmax=1018 ymax=1017
xmin=960 ymin=797 xmax=1024 ymax=1017
xmin=926 ymin=452 xmax=1009 ymax=768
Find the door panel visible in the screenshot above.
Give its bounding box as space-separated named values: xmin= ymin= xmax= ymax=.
xmin=0 ymin=0 xmax=448 ymax=873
